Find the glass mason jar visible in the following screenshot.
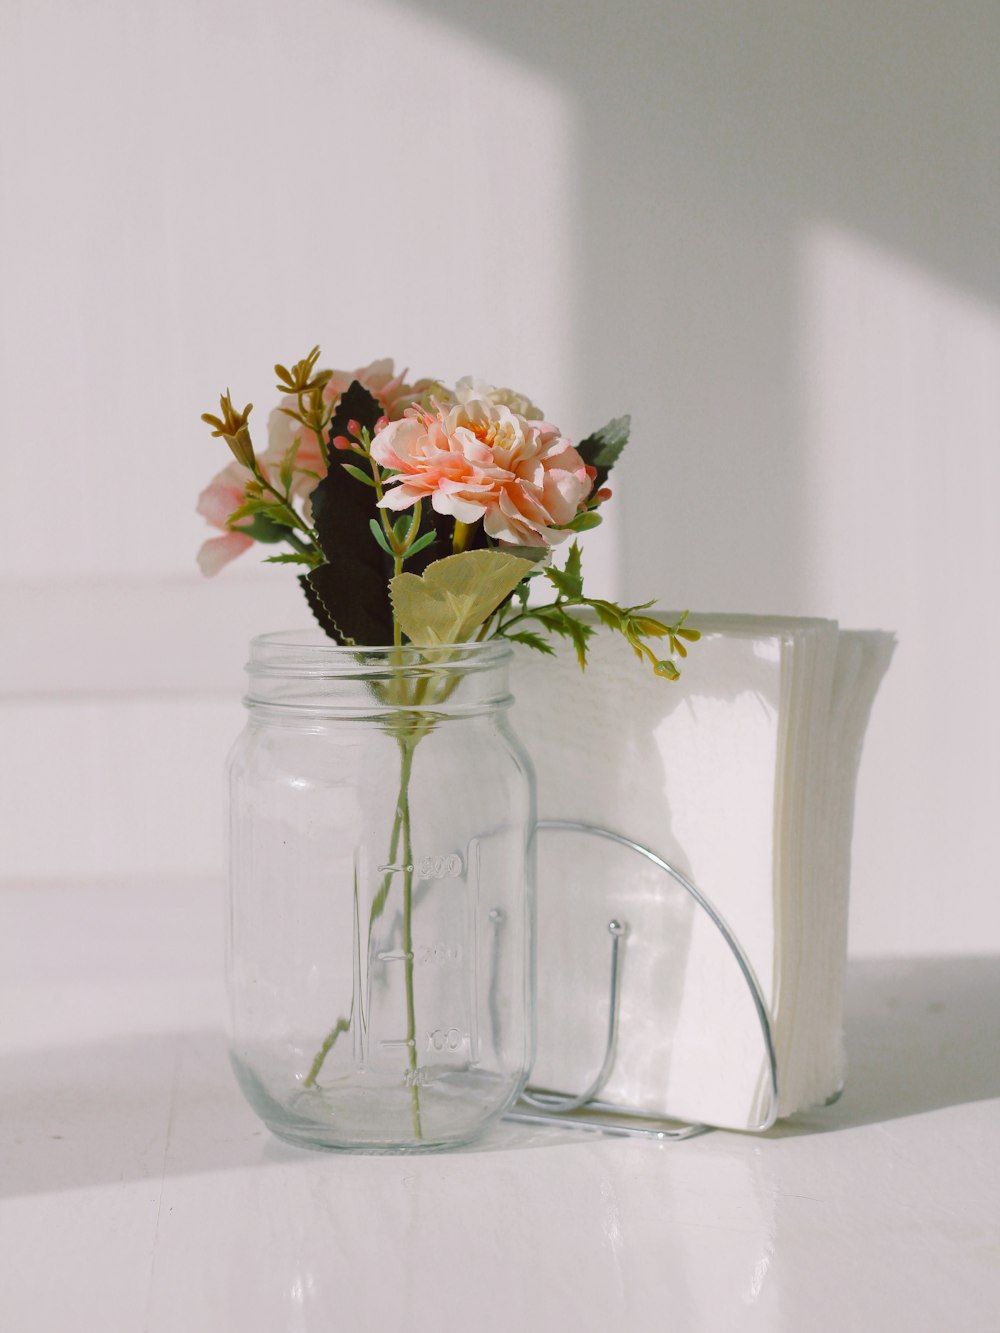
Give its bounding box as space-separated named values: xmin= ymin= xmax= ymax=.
xmin=227 ymin=633 xmax=536 ymax=1152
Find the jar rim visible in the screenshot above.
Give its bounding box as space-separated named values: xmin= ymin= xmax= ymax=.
xmin=247 ymin=630 xmax=512 ymax=682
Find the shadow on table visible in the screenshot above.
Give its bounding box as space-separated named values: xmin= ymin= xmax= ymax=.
xmin=765 ymin=955 xmax=1000 ymax=1138
xmin=2 ymin=958 xmax=998 ymax=1195
xmin=0 ymin=1029 xmax=575 ymax=1200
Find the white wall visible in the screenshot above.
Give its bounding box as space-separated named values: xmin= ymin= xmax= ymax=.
xmin=2 ymin=0 xmax=998 ymax=955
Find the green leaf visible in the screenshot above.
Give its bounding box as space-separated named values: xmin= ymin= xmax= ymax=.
xmin=306 ymin=381 xmax=395 ymax=644
xmin=240 ymin=513 xmax=292 ymax=544
xmin=393 ymin=513 xmax=416 ymax=545
xmin=564 ymin=511 xmax=603 ymax=533
xmin=563 ymin=542 xmax=583 ymax=595
xmin=521 ymin=603 xmax=593 ymax=666
xmin=230 ymin=497 xmax=297 ymax=528
xmin=298 ymin=573 xmax=342 ymax=642
xmin=305 ymin=559 xmax=396 ymax=647
xmin=264 ymin=552 xmax=317 ymax=566
xmin=493 ymin=543 xmax=550 ymax=565
xmin=589 ymin=599 xmax=622 ymax=630
xmin=226 ymin=497 xmax=274 ymax=521
xmin=529 ymin=606 xmax=577 ymax=637
xmin=279 ymin=439 xmax=300 ymax=493
xmin=327 ymin=379 xmax=384 ymax=443
xmin=341 ymin=463 xmax=377 ymax=489
xmin=544 ymin=562 xmax=584 ymax=599
xmin=561 ymin=612 xmax=593 ymax=669
xmin=390 ymin=550 xmax=534 ymax=646
xmin=505 ymin=630 xmax=556 ymax=656
xmin=369 ymin=518 xmax=394 ymax=556
xmin=403 ymin=530 xmax=436 ymax=560
xmin=577 ymin=414 xmax=630 ymax=491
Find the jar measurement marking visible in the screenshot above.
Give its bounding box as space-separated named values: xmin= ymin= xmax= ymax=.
xmin=404 ymin=1067 xmax=434 ymax=1088
xmin=376 ymin=949 xmax=413 ymax=963
xmin=416 ymin=941 xmax=462 ymax=967
xmin=416 ymin=854 xmax=464 ymax=880
xmin=377 ymin=862 xmax=414 ymax=874
xmin=426 ymin=1027 xmax=466 ymax=1053
xmin=378 ymin=1038 xmax=415 ymax=1051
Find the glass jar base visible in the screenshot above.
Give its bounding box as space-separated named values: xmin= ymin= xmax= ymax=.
xmin=264 ymin=1123 xmax=481 ymax=1155
xmin=233 ymin=1056 xmax=522 ymax=1153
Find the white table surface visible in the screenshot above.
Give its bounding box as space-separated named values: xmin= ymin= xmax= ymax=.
xmin=2 ymin=880 xmax=998 ymax=1332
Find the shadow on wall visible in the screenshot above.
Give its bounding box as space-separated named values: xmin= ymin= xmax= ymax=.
xmin=401 ymin=0 xmax=1000 ymax=611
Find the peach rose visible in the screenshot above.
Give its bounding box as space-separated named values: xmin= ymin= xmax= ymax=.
xmin=371 ymin=399 xmax=593 ymax=547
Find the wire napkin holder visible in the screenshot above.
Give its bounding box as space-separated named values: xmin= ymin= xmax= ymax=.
xmin=505 ymin=820 xmax=780 ymax=1140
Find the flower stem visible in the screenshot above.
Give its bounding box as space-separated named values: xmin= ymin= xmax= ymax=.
xmin=453 ymin=521 xmax=473 ymax=553
xmin=302 ymin=1016 xmax=350 ymax=1088
xmin=397 ymin=737 xmax=423 ymax=1139
xmin=303 ymin=774 xmax=406 ymax=1089
xmin=301 ymin=733 xmax=423 ymax=1142
xmin=393 ymin=552 xmax=403 ymax=650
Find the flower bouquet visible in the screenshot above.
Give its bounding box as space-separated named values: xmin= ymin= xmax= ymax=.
xmin=201 ymin=350 xmax=697 ymax=1151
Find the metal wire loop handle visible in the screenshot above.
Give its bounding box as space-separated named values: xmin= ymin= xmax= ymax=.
xmin=506 ymin=819 xmax=780 ymax=1140
xmin=518 ymin=919 xmax=627 ymax=1114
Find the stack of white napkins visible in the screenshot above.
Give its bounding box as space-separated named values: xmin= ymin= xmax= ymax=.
xmin=508 ymin=614 xmax=893 ymax=1130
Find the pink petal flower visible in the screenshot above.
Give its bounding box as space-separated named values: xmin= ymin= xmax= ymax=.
xmin=196 ymin=462 xmax=253 ymax=529
xmin=195 ymin=461 xmax=259 ymax=576
xmin=197 ymin=530 xmax=255 ymax=576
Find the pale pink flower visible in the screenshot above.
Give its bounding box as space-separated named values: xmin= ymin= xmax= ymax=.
xmin=371 ymin=399 xmax=593 ymax=547
xmin=259 ymin=358 xmax=413 ymax=501
xmin=261 ymin=405 xmax=324 ymax=503
xmin=196 ymin=461 xmax=255 ymax=576
xmin=323 ymin=358 xmax=411 ymax=417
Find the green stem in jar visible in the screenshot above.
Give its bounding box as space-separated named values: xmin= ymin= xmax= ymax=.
xmin=397 ymin=737 xmax=423 ymax=1139
xmin=302 ymin=734 xmax=423 ymax=1142
xmin=302 ymin=793 xmax=406 ymax=1089
xmin=302 ymin=1015 xmax=350 ymax=1089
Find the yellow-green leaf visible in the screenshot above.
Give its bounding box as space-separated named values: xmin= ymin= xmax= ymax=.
xmin=390 ymin=550 xmax=534 ymax=646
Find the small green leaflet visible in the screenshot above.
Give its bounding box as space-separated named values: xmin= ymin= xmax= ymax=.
xmin=227 ymin=496 xmax=296 ymax=526
xmin=405 ymin=530 xmax=436 ymax=560
xmin=506 ymin=630 xmax=556 ymax=656
xmin=561 ymin=613 xmax=593 ymax=669
xmin=279 ymin=439 xmax=300 ymax=493
xmin=544 ymin=542 xmax=583 ymax=600
xmin=264 ymin=551 xmax=317 ymax=566
xmin=341 ymin=463 xmax=377 ymax=489
xmin=369 ymin=519 xmax=393 ymax=556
